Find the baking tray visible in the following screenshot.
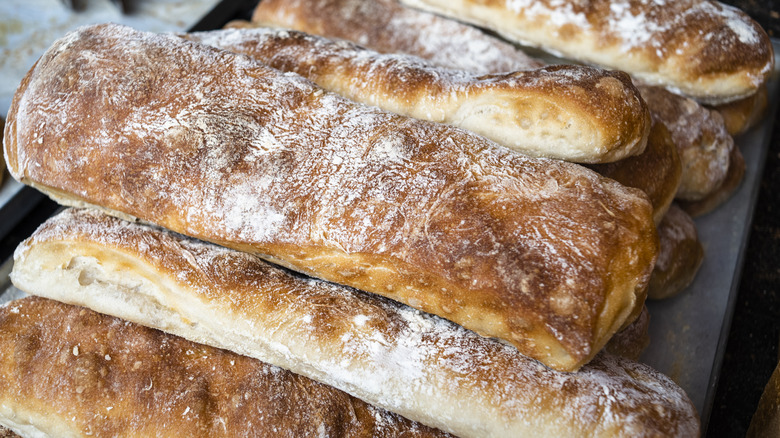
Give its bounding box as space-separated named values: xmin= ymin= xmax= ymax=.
xmin=0 ymin=0 xmax=778 ymax=432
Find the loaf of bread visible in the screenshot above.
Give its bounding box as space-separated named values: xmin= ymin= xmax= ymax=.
xmin=647 ymin=204 xmax=704 ymax=300
xmin=638 ymin=85 xmax=736 ymax=202
xmin=710 ymin=84 xmax=769 ymax=136
xmin=604 ymin=305 xmax=650 ymax=361
xmin=0 ymin=296 xmax=450 ymax=438
xmin=678 ymin=143 xmax=746 ymax=217
xmin=248 ymin=0 xmax=546 ymax=76
xmin=4 ymin=23 xmax=658 ymax=372
xmin=199 ymin=25 xmax=682 ymax=215
xmin=10 ymin=208 xmax=699 ymax=438
xmin=185 ymin=27 xmax=650 ymax=163
xmin=249 ymin=0 xmax=741 ymax=207
xmin=589 ymin=121 xmax=681 ymax=224
xmin=1 ymin=116 xmax=5 ymax=186
xmin=398 ymin=0 xmax=773 ymax=105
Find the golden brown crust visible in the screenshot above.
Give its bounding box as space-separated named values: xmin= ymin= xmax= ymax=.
xmin=747 ymin=359 xmax=780 ymax=438
xmin=1 ymin=116 xmax=5 ymax=186
xmin=710 ymin=85 xmax=769 ymax=136
xmin=5 ymin=23 xmax=657 ymax=371
xmin=647 ymin=204 xmax=704 ymax=300
xmin=185 ymin=27 xmax=650 ymax=163
xmin=10 ymin=208 xmax=700 ymax=438
xmin=604 ymin=305 xmax=650 ymax=361
xmin=638 ymin=85 xmax=737 ymax=202
xmin=250 ymin=0 xmax=546 ymax=75
xmin=398 ymin=0 xmax=774 ymax=104
xmin=589 ymin=121 xmax=681 ymax=225
xmin=678 ymin=143 xmax=746 ymax=217
xmin=0 ymin=427 xmax=19 ymax=438
xmin=0 ymin=296 xmax=449 ymax=438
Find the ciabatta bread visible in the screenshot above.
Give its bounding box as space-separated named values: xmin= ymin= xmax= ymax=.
xmin=647 ymin=204 xmax=704 ymax=300
xmin=10 ymin=208 xmax=699 ymax=438
xmin=398 ymin=0 xmax=773 ymax=105
xmin=197 ymin=26 xmax=682 ymax=220
xmin=678 ymin=143 xmax=746 ymax=217
xmin=0 ymin=296 xmax=450 ymax=438
xmin=589 ymin=121 xmax=681 ymax=225
xmin=185 ymin=27 xmax=650 ymax=163
xmin=249 ymin=0 xmax=741 ymax=207
xmin=604 ymin=305 xmax=650 ymax=361
xmin=4 ymin=23 xmax=657 ymax=372
xmin=248 ymin=0 xmax=545 ymax=76
xmin=638 ymin=85 xmax=736 ymax=202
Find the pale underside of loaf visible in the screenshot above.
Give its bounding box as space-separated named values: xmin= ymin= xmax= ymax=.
xmin=9 ymin=208 xmax=699 ymax=438
xmin=0 ymin=296 xmax=450 ymax=438
xmin=398 ymin=0 xmax=774 ymax=105
xmin=185 ymin=27 xmax=650 ymax=164
xmin=4 ymin=23 xmax=658 ymax=372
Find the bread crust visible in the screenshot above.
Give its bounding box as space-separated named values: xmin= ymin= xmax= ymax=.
xmin=589 ymin=121 xmax=681 ymax=225
xmin=185 ymin=27 xmax=650 ymax=163
xmin=4 ymin=23 xmax=657 ymax=372
xmin=638 ymin=85 xmax=736 ymax=202
xmin=10 ymin=208 xmax=699 ymax=438
xmin=647 ymin=204 xmax=704 ymax=300
xmin=710 ymin=84 xmax=769 ymax=136
xmin=398 ymin=0 xmax=773 ymax=104
xmin=678 ymin=143 xmax=746 ymax=217
xmin=0 ymin=296 xmax=450 ymax=438
xmin=250 ymin=0 xmax=741 ymax=209
xmin=249 ymin=0 xmax=546 ymax=76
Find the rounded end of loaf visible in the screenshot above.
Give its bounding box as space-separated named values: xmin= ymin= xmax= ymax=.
xmin=589 ymin=121 xmax=682 ymax=226
xmin=455 ymin=65 xmax=651 ymax=164
xmin=647 ymin=204 xmax=704 ymax=300
xmin=636 ymin=85 xmax=736 ymax=203
xmin=678 ymin=143 xmax=746 ymax=218
xmin=403 ymin=0 xmax=772 ymax=105
xmin=710 ymin=84 xmax=770 ymax=136
xmin=3 ymin=59 xmax=38 ymax=184
xmin=651 ymin=2 xmax=774 ymax=105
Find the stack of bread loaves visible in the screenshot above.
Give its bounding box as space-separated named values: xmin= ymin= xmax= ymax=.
xmin=246 ymin=0 xmax=773 ymax=297
xmin=0 ymin=0 xmax=772 ymax=433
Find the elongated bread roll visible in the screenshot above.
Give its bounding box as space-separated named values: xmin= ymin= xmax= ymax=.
xmin=10 ymin=208 xmax=699 ymax=438
xmin=678 ymin=143 xmax=746 ymax=217
xmin=604 ymin=305 xmax=650 ymax=361
xmin=647 ymin=204 xmax=704 ymax=300
xmin=249 ymin=0 xmax=740 ymax=207
xmin=4 ymin=23 xmax=657 ymax=372
xmin=0 ymin=296 xmax=450 ymax=438
xmin=248 ymin=0 xmax=546 ymax=76
xmin=589 ymin=121 xmax=681 ymax=224
xmin=200 ymin=24 xmax=676 ymax=218
xmin=710 ymin=84 xmax=769 ymax=136
xmin=184 ymin=27 xmax=650 ymax=163
xmin=638 ymin=85 xmax=735 ymax=202
xmin=398 ymin=0 xmax=773 ymax=104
